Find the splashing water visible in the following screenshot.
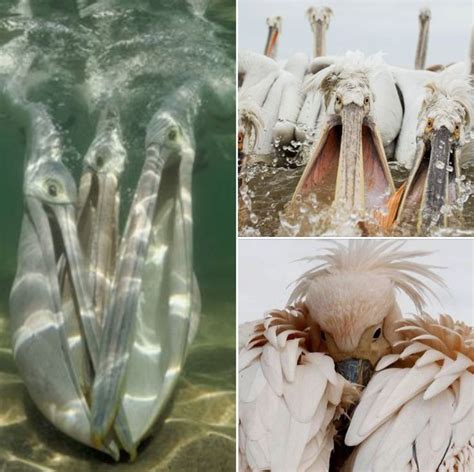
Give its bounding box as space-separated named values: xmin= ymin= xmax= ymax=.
xmin=239 ymin=158 xmax=474 ymax=237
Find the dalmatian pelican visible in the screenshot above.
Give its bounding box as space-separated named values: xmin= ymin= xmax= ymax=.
xmin=239 ymin=241 xmax=473 ymax=471
xmin=385 ymin=67 xmax=472 ymax=231
xmin=238 ymin=50 xmax=308 ymax=160
xmin=415 ymin=7 xmax=431 ymax=70
xmin=306 ymin=6 xmax=332 ymax=58
xmin=264 ymin=16 xmax=282 ymax=59
xmin=291 ymin=52 xmax=402 ymax=213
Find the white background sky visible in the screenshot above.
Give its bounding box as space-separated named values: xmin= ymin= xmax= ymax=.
xmin=238 ymin=0 xmax=472 ymax=67
xmin=238 ymin=239 xmax=474 ymax=325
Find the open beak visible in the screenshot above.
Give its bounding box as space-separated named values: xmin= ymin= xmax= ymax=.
xmin=335 ymin=358 xmax=374 ymax=386
xmin=264 ymin=26 xmax=279 ymax=57
xmin=395 ymin=126 xmax=460 ymax=231
xmin=78 ymin=170 xmax=119 ymax=326
xmin=51 ymin=204 xmax=100 ymax=363
xmin=90 ymin=145 xmax=166 ymax=446
xmin=292 ymin=104 xmax=394 ymax=213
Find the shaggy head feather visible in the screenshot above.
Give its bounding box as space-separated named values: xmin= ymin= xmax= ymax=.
xmin=288 ymin=241 xmax=445 ymax=352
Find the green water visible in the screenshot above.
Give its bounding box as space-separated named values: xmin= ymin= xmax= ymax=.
xmin=0 ymin=0 xmax=236 ymax=469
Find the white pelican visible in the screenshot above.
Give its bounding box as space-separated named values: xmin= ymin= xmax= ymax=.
xmin=415 ymin=7 xmax=431 ymax=70
xmin=238 ymin=50 xmax=279 ymax=158
xmin=385 ymin=67 xmax=472 ymax=231
xmin=291 ymin=52 xmax=402 ymax=213
xmin=272 ymin=53 xmax=308 ymax=149
xmin=239 ymin=241 xmax=473 ymax=471
xmin=306 ymin=6 xmax=333 ymax=58
xmin=264 ymin=16 xmax=282 ymax=59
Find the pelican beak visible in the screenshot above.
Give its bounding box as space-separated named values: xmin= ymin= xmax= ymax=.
xmin=396 ymin=126 xmax=461 ymax=230
xmin=335 ymin=358 xmax=374 ymax=386
xmin=264 ymin=26 xmax=279 ymax=57
xmin=78 ymin=170 xmax=119 ymax=322
xmin=25 ymin=195 xmax=98 ymax=367
xmin=51 ymin=204 xmax=98 ymax=352
xmin=292 ymin=104 xmax=394 ymax=213
xmin=91 ymin=144 xmax=167 ymax=444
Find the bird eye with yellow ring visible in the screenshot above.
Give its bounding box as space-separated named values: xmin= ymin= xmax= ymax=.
xmin=426 ymin=118 xmax=434 ymax=132
xmin=453 ymin=123 xmax=461 ymax=140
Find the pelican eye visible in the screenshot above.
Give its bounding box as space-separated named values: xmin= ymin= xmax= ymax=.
xmin=426 ymin=119 xmax=434 ymax=130
xmin=364 ymin=96 xmax=370 ymax=105
xmin=48 ymin=183 xmax=58 ymax=197
xmin=335 ymin=96 xmax=342 ymax=105
xmin=238 ymin=133 xmax=243 ymax=143
xmin=96 ymin=155 xmax=104 ymax=168
xmin=168 ymin=128 xmax=177 ymax=141
xmin=373 ymin=327 xmax=382 ymax=339
xmin=321 ymin=331 xmax=326 ymax=341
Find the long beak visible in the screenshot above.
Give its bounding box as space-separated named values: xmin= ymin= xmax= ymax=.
xmin=51 ymin=204 xmax=100 ymax=364
xmin=78 ymin=171 xmax=119 ymax=326
xmin=419 ymin=126 xmax=453 ymax=229
xmin=264 ymin=26 xmax=279 ymax=57
xmin=90 ymin=145 xmax=166 ymax=446
xmin=315 ymin=20 xmax=325 ymax=57
xmin=334 ymin=104 xmax=365 ymax=211
xmin=335 ymin=358 xmax=374 ymax=386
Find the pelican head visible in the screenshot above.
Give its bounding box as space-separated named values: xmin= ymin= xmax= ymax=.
xmin=264 ymin=16 xmax=282 ymax=59
xmin=396 ymin=74 xmax=472 ymax=230
xmin=288 ymin=241 xmax=443 ymax=385
xmin=292 ymin=53 xmax=394 ymax=214
xmin=306 ymin=6 xmax=332 ymax=57
xmin=146 ymin=111 xmax=193 ymax=167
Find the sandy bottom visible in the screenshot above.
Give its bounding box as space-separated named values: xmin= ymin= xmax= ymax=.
xmin=0 ymin=283 xmax=235 ymax=471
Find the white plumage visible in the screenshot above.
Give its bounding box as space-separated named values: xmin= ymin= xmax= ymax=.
xmin=239 ymin=241 xmax=473 ymax=471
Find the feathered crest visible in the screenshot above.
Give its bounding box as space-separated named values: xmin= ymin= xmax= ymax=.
xmin=288 ymin=241 xmax=446 ymax=313
xmin=423 ymin=69 xmax=473 ymax=127
xmin=304 ymin=51 xmax=386 ymax=106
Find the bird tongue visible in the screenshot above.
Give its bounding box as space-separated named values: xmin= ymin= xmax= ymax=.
xmin=335 ymin=358 xmax=374 ymax=386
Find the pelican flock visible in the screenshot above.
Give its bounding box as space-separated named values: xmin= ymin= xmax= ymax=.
xmin=238 ymin=6 xmax=473 ymax=236
xmin=239 ymin=241 xmax=474 ymax=471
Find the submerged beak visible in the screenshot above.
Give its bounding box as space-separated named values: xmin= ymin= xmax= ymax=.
xmin=51 ymin=204 xmax=99 ymax=361
xmin=335 ymin=358 xmax=374 ymax=386
xmin=396 ymin=126 xmax=461 ymax=231
xmin=292 ymin=104 xmax=393 ymax=213
xmin=78 ymin=170 xmax=119 ymax=324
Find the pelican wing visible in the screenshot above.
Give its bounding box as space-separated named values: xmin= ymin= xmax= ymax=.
xmin=346 ymin=314 xmax=474 ymax=471
xmin=239 ymin=307 xmax=348 ymax=472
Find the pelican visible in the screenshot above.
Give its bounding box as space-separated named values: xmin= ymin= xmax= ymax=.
xmin=9 ymin=102 xmax=121 ymax=458
xmin=90 ymin=82 xmax=201 ymax=454
xmin=291 ymin=52 xmax=402 ymax=214
xmin=239 ymin=241 xmax=473 ymax=471
xmin=385 ymin=68 xmax=472 ymax=231
xmin=238 ymin=50 xmax=280 ymax=158
xmin=306 ymin=6 xmax=332 ymax=58
xmin=415 ymin=7 xmax=431 ymax=70
xmin=264 ymin=16 xmax=282 ymax=59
